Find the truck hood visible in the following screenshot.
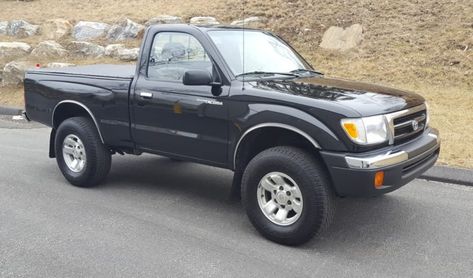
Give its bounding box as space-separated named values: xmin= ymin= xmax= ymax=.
xmin=249 ymin=76 xmax=425 ymax=116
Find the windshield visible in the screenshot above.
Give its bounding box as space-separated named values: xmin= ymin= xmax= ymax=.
xmin=208 ymin=30 xmax=310 ymax=78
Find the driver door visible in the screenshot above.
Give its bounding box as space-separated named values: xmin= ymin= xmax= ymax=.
xmin=132 ymin=32 xmax=229 ymax=165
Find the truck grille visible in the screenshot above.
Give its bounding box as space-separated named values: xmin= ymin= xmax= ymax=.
xmin=392 ymin=109 xmax=427 ymax=144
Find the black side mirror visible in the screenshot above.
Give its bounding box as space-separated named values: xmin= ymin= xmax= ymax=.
xmin=183 ymin=70 xmax=212 ymax=86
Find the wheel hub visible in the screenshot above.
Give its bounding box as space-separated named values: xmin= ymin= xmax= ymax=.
xmin=62 ymin=134 xmax=86 ymax=173
xmin=276 ymin=191 xmax=288 ymax=204
xmin=257 ymin=172 xmax=303 ymax=226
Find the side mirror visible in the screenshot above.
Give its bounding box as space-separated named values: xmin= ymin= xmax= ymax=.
xmin=183 ymin=70 xmax=212 ymax=86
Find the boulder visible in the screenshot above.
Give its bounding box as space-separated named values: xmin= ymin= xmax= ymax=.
xmin=0 ymin=21 xmax=8 ymax=35
xmin=0 ymin=42 xmax=32 ymax=59
xmin=117 ymin=48 xmax=140 ymax=61
xmin=31 ymin=41 xmax=67 ymax=57
xmin=231 ymin=17 xmax=266 ymax=28
xmin=106 ymin=18 xmax=144 ymax=41
xmin=2 ymin=61 xmax=34 ymax=86
xmin=41 ymin=19 xmax=72 ymax=40
xmin=145 ymin=15 xmax=183 ymax=26
xmin=319 ymin=24 xmax=363 ymax=51
xmin=67 ymin=41 xmax=105 ymax=57
xmin=104 ymin=44 xmax=125 ymax=57
xmin=6 ymin=20 xmax=39 ymax=37
xmin=189 ymin=16 xmax=219 ymax=25
xmin=46 ymin=62 xmax=75 ymax=68
xmin=73 ymin=21 xmax=110 ymax=41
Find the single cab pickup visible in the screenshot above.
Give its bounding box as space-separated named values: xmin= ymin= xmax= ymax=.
xmin=24 ymin=24 xmax=440 ymax=245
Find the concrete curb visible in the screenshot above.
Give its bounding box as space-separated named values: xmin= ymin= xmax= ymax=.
xmin=0 ymin=105 xmax=23 ymax=116
xmin=420 ymin=165 xmax=473 ymax=186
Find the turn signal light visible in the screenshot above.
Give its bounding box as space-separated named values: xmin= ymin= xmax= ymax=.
xmin=342 ymin=122 xmax=358 ymax=139
xmin=374 ymin=171 xmax=385 ymax=189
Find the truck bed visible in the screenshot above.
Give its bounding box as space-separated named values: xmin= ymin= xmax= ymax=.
xmin=29 ymin=64 xmax=135 ymax=80
xmin=24 ymin=64 xmax=135 ymax=148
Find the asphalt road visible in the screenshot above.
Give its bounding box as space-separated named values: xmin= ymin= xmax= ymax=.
xmin=1 ymin=120 xmax=473 ymax=278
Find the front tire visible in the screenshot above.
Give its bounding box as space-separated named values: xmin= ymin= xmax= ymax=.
xmin=242 ymin=146 xmax=335 ymax=245
xmin=55 ymin=117 xmax=111 ymax=187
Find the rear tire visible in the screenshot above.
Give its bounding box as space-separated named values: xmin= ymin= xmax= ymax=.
xmin=55 ymin=117 xmax=111 ymax=187
xmin=242 ymin=146 xmax=335 ymax=246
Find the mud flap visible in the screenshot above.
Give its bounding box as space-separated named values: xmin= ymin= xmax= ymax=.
xmin=49 ymin=128 xmax=56 ymax=158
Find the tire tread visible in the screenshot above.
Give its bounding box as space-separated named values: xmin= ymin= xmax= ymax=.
xmin=55 ymin=117 xmax=111 ymax=187
xmin=242 ymin=146 xmax=335 ymax=245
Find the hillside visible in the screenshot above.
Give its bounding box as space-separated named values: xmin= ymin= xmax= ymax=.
xmin=0 ymin=0 xmax=472 ymax=167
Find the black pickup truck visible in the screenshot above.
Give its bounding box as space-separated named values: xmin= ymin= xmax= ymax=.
xmin=24 ymin=24 xmax=440 ymax=245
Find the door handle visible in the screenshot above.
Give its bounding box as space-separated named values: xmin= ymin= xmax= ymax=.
xmin=139 ymin=92 xmax=153 ymax=99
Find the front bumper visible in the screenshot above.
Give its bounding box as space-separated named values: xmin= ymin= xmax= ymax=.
xmin=320 ymin=128 xmax=440 ymax=197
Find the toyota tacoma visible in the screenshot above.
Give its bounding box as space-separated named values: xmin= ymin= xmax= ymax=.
xmin=24 ymin=24 xmax=440 ymax=245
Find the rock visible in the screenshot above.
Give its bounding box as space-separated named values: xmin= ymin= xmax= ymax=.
xmin=104 ymin=44 xmax=125 ymax=57
xmin=145 ymin=15 xmax=183 ymax=26
xmin=117 ymin=48 xmax=140 ymax=61
xmin=6 ymin=20 xmax=39 ymax=38
xmin=106 ymin=18 xmax=144 ymax=41
xmin=231 ymin=17 xmax=266 ymax=28
xmin=46 ymin=62 xmax=75 ymax=68
xmin=0 ymin=21 xmax=8 ymax=35
xmin=0 ymin=42 xmax=32 ymax=59
xmin=319 ymin=24 xmax=363 ymax=51
xmin=67 ymin=41 xmax=105 ymax=57
xmin=2 ymin=61 xmax=34 ymax=86
xmin=189 ymin=16 xmax=219 ymax=25
xmin=73 ymin=21 xmax=110 ymax=41
xmin=41 ymin=19 xmax=72 ymax=40
xmin=31 ymin=41 xmax=67 ymax=57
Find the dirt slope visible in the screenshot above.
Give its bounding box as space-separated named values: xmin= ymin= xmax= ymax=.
xmin=0 ymin=0 xmax=472 ymax=167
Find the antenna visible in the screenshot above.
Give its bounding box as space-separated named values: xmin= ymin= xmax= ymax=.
xmin=242 ymin=0 xmax=245 ymax=90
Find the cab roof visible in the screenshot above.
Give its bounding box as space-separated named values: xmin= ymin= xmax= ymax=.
xmin=147 ymin=23 xmax=263 ymax=33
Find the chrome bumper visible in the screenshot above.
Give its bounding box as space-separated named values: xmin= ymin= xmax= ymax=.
xmin=345 ymin=129 xmax=440 ymax=169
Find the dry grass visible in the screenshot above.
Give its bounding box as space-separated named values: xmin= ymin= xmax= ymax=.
xmin=0 ymin=86 xmax=23 ymax=106
xmin=0 ymin=0 xmax=472 ymax=167
xmin=421 ymin=86 xmax=473 ymax=167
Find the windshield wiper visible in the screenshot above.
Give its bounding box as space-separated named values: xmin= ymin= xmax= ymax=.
xmin=289 ymin=68 xmax=324 ymax=76
xmin=235 ymin=71 xmax=299 ymax=78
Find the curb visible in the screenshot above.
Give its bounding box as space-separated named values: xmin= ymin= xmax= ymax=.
xmin=0 ymin=105 xmax=23 ymax=116
xmin=420 ymin=165 xmax=473 ymax=186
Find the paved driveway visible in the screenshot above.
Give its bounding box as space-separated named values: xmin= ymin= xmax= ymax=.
xmin=1 ymin=125 xmax=472 ymax=277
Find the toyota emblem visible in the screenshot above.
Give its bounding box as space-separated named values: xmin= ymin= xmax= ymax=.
xmin=412 ymin=120 xmax=419 ymax=131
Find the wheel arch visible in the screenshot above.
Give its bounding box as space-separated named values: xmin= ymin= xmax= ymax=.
xmin=52 ymin=100 xmax=104 ymax=143
xmin=49 ymin=100 xmax=104 ymax=158
xmin=233 ymin=123 xmax=321 ymax=170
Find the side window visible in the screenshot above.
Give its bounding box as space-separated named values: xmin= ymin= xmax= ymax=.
xmin=148 ymin=32 xmax=212 ymax=82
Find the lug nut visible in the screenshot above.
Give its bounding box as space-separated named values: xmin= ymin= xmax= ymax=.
xmin=279 ymin=186 xmax=284 ymax=190
xmin=286 ymin=191 xmax=291 ymax=196
xmin=287 ymin=200 xmax=292 ymax=205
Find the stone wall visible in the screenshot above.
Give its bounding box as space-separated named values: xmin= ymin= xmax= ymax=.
xmin=0 ymin=16 xmax=360 ymax=86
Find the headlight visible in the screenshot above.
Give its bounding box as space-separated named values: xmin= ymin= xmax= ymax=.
xmin=341 ymin=115 xmax=388 ymax=145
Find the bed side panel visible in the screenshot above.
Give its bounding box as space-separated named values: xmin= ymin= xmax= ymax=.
xmin=24 ymin=72 xmax=133 ymax=148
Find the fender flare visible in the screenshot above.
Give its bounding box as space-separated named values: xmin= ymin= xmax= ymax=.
xmin=233 ymin=122 xmax=321 ymax=168
xmin=51 ymin=100 xmax=105 ymax=143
